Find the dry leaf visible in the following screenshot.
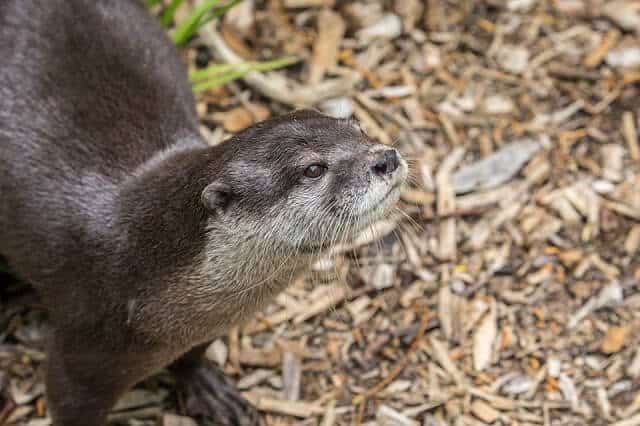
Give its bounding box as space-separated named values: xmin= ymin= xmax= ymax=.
xmin=601 ymin=326 xmax=628 ymax=354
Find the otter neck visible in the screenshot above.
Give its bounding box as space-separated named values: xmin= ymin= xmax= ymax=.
xmin=115 ymin=142 xmax=310 ymax=342
xmin=115 ymin=141 xmax=213 ymax=282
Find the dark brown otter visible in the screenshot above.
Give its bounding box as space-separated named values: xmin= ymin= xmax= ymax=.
xmin=0 ymin=1 xmax=407 ymax=425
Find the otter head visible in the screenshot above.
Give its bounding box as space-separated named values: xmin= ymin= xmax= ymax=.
xmin=201 ymin=109 xmax=408 ymax=258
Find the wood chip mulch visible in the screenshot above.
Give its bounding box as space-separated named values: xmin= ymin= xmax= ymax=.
xmin=2 ymin=0 xmax=640 ymax=425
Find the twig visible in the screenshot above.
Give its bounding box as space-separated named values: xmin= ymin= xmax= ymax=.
xmin=352 ymin=310 xmax=433 ymax=424
xmin=199 ymin=23 xmax=360 ymax=107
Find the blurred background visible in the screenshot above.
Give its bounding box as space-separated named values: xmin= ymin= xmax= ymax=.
xmin=2 ymin=0 xmax=640 ymax=425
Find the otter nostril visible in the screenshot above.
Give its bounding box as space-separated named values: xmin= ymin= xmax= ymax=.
xmin=373 ymin=149 xmax=399 ymax=176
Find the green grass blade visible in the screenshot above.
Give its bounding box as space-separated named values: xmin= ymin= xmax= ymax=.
xmin=249 ymin=57 xmax=299 ymax=72
xmin=171 ymin=0 xmax=221 ymax=46
xmin=171 ymin=0 xmax=244 ymax=47
xmin=189 ymin=63 xmax=239 ymax=83
xmin=160 ymin=0 xmax=185 ymax=27
xmin=192 ymin=70 xmax=249 ymax=93
xmin=191 ymin=57 xmax=298 ymax=92
xmin=145 ymin=0 xmax=162 ymax=8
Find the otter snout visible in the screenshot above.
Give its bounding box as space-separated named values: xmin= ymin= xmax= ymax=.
xmin=372 ymin=149 xmax=400 ymax=177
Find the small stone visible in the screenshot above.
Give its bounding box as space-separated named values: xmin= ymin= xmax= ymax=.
xmin=383 ymin=379 xmax=412 ymax=394
xmin=450 ymin=279 xmax=466 ymax=294
xmin=454 ymin=93 xmax=476 ymax=112
xmin=601 ymin=326 xmax=628 ymax=354
xmin=424 ymin=44 xmax=442 ymax=69
xmin=482 ymin=95 xmax=515 ymax=115
xmin=508 ymin=0 xmax=537 ymax=12
xmin=548 ymin=358 xmax=562 ymax=378
xmin=559 ymin=373 xmax=578 ymax=407
xmin=501 ymin=375 xmax=534 ymax=395
xmin=497 ymin=45 xmax=530 ymax=74
xmin=471 ymin=400 xmax=500 ymax=423
xmin=606 ymin=47 xmax=640 ymax=68
xmin=359 ymin=264 xmax=396 ymax=290
xmin=592 ymin=179 xmax=616 ymax=194
xmin=356 ymin=13 xmax=403 ymax=42
xmin=595 ymin=281 xmax=624 ymax=309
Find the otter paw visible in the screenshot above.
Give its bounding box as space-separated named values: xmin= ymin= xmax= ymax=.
xmin=176 ymin=363 xmax=260 ymax=426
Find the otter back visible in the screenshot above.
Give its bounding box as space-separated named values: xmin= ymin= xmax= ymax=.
xmin=0 ymin=0 xmax=201 ymax=287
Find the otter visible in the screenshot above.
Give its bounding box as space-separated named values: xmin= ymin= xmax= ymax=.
xmin=0 ymin=0 xmax=408 ymax=425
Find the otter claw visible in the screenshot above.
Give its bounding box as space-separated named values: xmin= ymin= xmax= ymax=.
xmin=177 ymin=363 xmax=260 ymax=426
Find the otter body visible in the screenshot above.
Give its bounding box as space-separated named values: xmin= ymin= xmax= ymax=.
xmin=0 ymin=1 xmax=407 ymax=425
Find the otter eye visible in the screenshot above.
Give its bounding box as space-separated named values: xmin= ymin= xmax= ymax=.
xmin=303 ymin=164 xmax=326 ymax=179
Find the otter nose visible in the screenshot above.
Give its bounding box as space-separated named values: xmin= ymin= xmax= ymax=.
xmin=372 ymin=149 xmax=400 ymax=176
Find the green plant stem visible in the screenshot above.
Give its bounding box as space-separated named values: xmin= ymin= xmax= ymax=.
xmin=190 ymin=57 xmax=298 ymax=92
xmin=171 ymin=0 xmax=244 ymax=46
xmin=160 ymin=0 xmax=184 ymax=27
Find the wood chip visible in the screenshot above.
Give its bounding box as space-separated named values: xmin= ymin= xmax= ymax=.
xmin=623 ymin=111 xmax=640 ymax=161
xmin=294 ymin=285 xmax=348 ymax=323
xmin=473 ymin=300 xmax=497 ymax=371
xmin=628 ymin=348 xmax=640 ymax=378
xmin=163 ymin=414 xmax=197 ymax=426
xmin=376 ymin=405 xmax=419 ymax=426
xmin=470 ymin=400 xmax=501 ymax=423
xmin=436 ymin=148 xmax=465 ymax=260
xmin=284 ymin=0 xmax=334 ymax=8
xmin=239 ymin=346 xmax=282 ymax=367
xmin=244 ymin=395 xmax=324 ymax=418
xmin=282 ymin=351 xmax=302 ymax=401
xmin=603 ymin=1 xmax=640 ymax=34
xmin=428 ymin=337 xmax=467 ymax=387
xmin=10 ymin=3 xmax=640 ymax=426
xmin=601 ymin=144 xmax=625 ymax=183
xmin=211 ymin=106 xmax=270 ymax=132
xmin=309 ymin=10 xmax=345 ymax=84
xmin=611 ymin=414 xmax=640 ymax=426
xmin=451 ymin=140 xmax=540 ymax=194
xmin=601 ymin=326 xmax=628 ymax=354
xmin=584 ymin=30 xmax=620 ymax=68
xmin=625 ymin=225 xmax=640 ymax=254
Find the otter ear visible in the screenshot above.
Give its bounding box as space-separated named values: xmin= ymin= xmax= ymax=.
xmin=201 ymin=181 xmax=231 ymax=213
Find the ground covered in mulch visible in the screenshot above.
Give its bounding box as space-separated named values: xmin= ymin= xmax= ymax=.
xmin=2 ymin=0 xmax=640 ymax=425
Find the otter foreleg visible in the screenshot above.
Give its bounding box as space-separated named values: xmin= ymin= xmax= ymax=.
xmin=169 ymin=344 xmax=261 ymax=426
xmin=45 ymin=330 xmax=135 ymax=426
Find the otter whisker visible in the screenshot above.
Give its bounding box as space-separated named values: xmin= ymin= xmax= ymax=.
xmin=394 ymin=207 xmax=423 ymax=234
xmin=330 ymin=203 xmax=354 ymax=288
